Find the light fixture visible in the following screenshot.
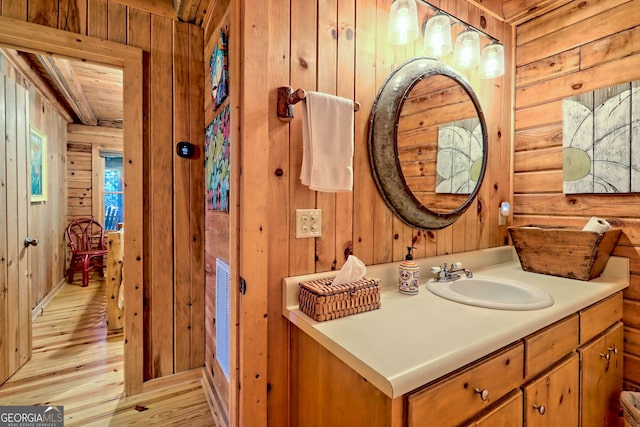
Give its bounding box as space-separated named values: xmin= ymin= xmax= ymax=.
xmin=388 ymin=1 xmax=505 ymax=78
xmin=388 ymin=0 xmax=419 ymax=45
xmin=478 ymin=41 xmax=505 ymax=79
xmin=454 ymin=27 xmax=480 ymax=70
xmin=422 ymin=10 xmax=452 ymax=59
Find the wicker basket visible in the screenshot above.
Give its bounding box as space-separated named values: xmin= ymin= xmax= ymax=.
xmin=298 ymin=277 xmax=381 ymax=321
xmin=508 ymin=225 xmax=621 ymax=281
xmin=621 ymin=391 xmax=640 ymax=427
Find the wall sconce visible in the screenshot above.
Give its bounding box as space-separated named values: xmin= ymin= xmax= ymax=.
xmin=422 ymin=11 xmax=452 ymax=59
xmin=388 ymin=0 xmax=419 ymax=45
xmin=478 ymin=41 xmax=505 ymax=79
xmin=454 ymin=27 xmax=480 ymax=70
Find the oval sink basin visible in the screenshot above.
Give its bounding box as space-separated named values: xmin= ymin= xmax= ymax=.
xmin=426 ymin=277 xmax=554 ymax=311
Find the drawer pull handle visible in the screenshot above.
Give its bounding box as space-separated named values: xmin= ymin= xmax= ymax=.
xmin=474 ymin=388 xmax=489 ymax=401
xmin=532 ymin=404 xmax=546 ymax=415
xmin=600 ymin=352 xmax=611 ymax=360
xmin=608 ymin=346 xmax=618 ymax=355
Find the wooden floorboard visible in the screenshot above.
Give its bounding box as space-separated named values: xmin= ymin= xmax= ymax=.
xmin=0 ymin=278 xmax=216 ymax=426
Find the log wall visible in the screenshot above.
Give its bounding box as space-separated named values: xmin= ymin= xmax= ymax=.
xmin=512 ymin=0 xmax=640 ymax=389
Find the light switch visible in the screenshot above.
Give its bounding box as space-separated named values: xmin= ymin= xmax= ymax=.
xmin=296 ymin=209 xmax=322 ymax=238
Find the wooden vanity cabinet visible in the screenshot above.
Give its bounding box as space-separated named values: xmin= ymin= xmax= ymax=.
xmin=524 ymin=314 xmax=579 ymax=379
xmin=464 ymin=391 xmax=523 ymax=427
xmin=289 ymin=292 xmax=624 ymax=427
xmin=580 ymin=321 xmax=624 ymax=427
xmin=578 ymin=292 xmax=624 ymax=427
xmin=407 ymin=343 xmax=524 ymax=427
xmin=523 ymin=353 xmax=580 ymax=427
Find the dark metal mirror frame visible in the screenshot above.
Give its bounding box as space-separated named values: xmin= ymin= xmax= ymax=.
xmin=368 ymin=57 xmax=488 ymax=230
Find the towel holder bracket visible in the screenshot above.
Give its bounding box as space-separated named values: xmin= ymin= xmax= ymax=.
xmin=277 ymin=86 xmax=305 ymax=122
xmin=277 ymin=86 xmax=360 ymax=122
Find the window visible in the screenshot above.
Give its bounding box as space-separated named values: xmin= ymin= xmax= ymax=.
xmin=104 ymin=156 xmax=124 ymax=230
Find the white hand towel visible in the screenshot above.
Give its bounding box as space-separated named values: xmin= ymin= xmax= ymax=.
xmin=300 ymin=91 xmax=354 ymax=192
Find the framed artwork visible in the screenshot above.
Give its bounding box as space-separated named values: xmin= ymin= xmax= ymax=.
xmin=563 ymin=81 xmax=640 ymax=194
xmin=205 ymin=105 xmax=230 ymax=211
xmin=29 ymin=125 xmax=47 ymax=202
xmin=210 ymin=27 xmax=229 ymax=110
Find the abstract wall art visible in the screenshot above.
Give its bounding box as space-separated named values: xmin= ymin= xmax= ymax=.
xmin=435 ymin=118 xmax=483 ymax=194
xmin=563 ymin=81 xmax=640 ymax=193
xmin=29 ymin=125 xmax=47 ymax=202
xmin=205 ymin=105 xmax=230 ymax=211
xmin=210 ymin=27 xmax=229 ymax=110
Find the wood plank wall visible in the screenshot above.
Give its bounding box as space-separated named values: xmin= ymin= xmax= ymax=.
xmin=202 ymin=2 xmax=231 ymax=424
xmin=512 ymin=0 xmax=640 ymax=390
xmin=0 ymin=1 xmax=205 ymax=382
xmin=238 ymin=0 xmax=512 ymax=425
xmin=66 ymin=124 xmax=124 ymax=231
xmin=66 ymin=142 xmax=93 ymax=220
xmin=1 ymin=57 xmax=67 ymax=313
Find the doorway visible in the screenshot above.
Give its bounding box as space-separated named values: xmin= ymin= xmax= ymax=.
xmin=0 ymin=16 xmax=144 ymax=395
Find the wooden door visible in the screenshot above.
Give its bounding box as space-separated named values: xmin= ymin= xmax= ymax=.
xmin=580 ymin=322 xmax=624 ymax=427
xmin=0 ymin=73 xmax=32 ymax=385
xmin=524 ymin=353 xmax=579 ymax=427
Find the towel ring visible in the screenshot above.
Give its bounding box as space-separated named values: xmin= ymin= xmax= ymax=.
xmin=277 ymin=86 xmax=360 ymax=122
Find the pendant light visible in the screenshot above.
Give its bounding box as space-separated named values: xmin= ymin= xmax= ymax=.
xmin=478 ymin=41 xmax=505 ymax=79
xmin=422 ymin=11 xmax=452 ymax=59
xmin=453 ymin=27 xmax=480 ymax=70
xmin=388 ymin=0 xmax=419 ymax=45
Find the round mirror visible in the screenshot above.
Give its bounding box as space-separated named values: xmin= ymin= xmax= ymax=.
xmin=369 ymin=57 xmax=488 ymax=230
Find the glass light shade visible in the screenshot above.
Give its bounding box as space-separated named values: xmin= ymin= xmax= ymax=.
xmin=478 ymin=42 xmax=505 ymax=79
xmin=454 ymin=28 xmax=480 ymax=69
xmin=388 ymin=0 xmax=419 ymax=45
xmin=423 ymin=12 xmax=452 ymax=59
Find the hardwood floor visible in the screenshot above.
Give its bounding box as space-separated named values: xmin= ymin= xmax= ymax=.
xmin=0 ymin=278 xmax=216 ymax=426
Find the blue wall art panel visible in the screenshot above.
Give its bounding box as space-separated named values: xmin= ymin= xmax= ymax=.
xmin=209 ymin=27 xmax=229 ymax=110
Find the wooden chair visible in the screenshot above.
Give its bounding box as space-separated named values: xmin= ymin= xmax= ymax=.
xmin=66 ymin=218 xmax=107 ymax=287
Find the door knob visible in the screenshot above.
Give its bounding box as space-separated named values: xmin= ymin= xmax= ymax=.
xmin=24 ymin=238 xmax=39 ymax=247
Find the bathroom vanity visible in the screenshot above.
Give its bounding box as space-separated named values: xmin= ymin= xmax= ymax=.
xmin=282 ymin=247 xmax=628 ymax=426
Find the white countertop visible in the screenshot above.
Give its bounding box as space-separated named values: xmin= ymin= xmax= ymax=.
xmin=282 ymin=246 xmax=629 ymax=398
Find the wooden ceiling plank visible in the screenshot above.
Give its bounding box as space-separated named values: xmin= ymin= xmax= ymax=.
xmin=173 ymin=0 xmax=204 ymax=23
xmin=0 ymin=48 xmax=74 ymax=122
xmin=111 ymin=0 xmax=178 ymax=20
xmin=68 ymin=123 xmax=124 ymax=137
xmin=37 ymin=54 xmax=98 ymax=126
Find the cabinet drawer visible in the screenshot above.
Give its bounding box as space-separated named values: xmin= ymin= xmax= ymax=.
xmin=407 ymin=342 xmax=524 ymax=427
xmin=580 ymin=292 xmax=623 ymax=344
xmin=525 ymin=314 xmax=578 ymax=379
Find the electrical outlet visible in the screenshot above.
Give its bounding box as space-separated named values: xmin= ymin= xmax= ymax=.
xmin=296 ymin=209 xmax=322 ymax=238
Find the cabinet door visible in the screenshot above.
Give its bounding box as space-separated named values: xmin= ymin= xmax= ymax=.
xmin=465 ymin=391 xmax=523 ymax=427
xmin=524 ymin=353 xmax=579 ymax=427
xmin=580 ymin=322 xmax=623 ymax=427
